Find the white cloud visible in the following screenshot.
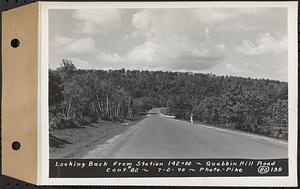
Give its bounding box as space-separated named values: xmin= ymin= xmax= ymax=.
xmin=217 ymin=44 xmax=226 ymax=51
xmin=89 ymin=35 xmax=226 ymax=72
xmin=235 ymin=33 xmax=287 ymax=55
xmin=55 ymin=35 xmax=97 ymax=54
xmin=125 ymin=9 xmax=227 ymax=71
xmin=49 ymin=8 xmax=288 ymax=81
xmin=83 ymin=9 xmax=230 ymax=72
xmin=123 ymin=34 xmax=130 ymax=40
xmin=54 ymin=35 xmax=72 ymax=46
xmin=53 ymin=9 xmax=228 ymax=72
xmin=67 ymin=37 xmax=97 ymax=54
xmin=70 ymin=57 xmax=92 ymax=70
xmin=127 ymin=41 xmax=161 ymax=66
xmin=225 ymin=63 xmax=245 ymax=74
xmin=73 ymin=9 xmax=121 ymax=35
xmin=130 ymin=10 xmax=155 ymax=40
xmin=96 ymin=51 xmax=123 ymax=64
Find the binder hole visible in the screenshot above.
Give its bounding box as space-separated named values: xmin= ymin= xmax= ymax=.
xmin=12 ymin=141 xmax=21 ymax=150
xmin=10 ymin=38 xmax=20 ymax=48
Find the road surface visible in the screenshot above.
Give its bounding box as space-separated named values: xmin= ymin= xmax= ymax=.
xmin=83 ymin=108 xmax=288 ymax=159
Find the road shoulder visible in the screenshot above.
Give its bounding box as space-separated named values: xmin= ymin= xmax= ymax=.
xmin=49 ymin=117 xmax=145 ymax=159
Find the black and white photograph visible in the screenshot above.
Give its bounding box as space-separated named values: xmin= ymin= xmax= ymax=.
xmin=44 ymin=1 xmax=297 ymax=184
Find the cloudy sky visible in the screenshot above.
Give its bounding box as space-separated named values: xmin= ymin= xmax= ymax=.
xmin=49 ymin=7 xmax=288 ymax=81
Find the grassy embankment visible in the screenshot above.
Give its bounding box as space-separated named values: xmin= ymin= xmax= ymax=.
xmin=50 ymin=118 xmax=144 ymax=159
xmin=159 ymin=107 xmax=287 ymax=141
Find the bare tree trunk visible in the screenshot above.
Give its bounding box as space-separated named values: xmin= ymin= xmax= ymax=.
xmin=101 ymin=101 xmax=104 ymax=117
xmin=66 ymin=100 xmax=72 ymax=120
xmin=109 ymin=102 xmax=112 ymax=120
xmin=117 ymin=103 xmax=120 ymax=118
xmin=97 ymin=101 xmax=102 ymax=118
xmin=106 ymin=95 xmax=109 ymax=117
xmin=128 ymin=97 xmax=132 ymax=119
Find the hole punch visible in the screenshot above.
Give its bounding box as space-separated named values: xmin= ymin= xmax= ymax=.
xmin=12 ymin=141 xmax=21 ymax=150
xmin=10 ymin=38 xmax=20 ymax=48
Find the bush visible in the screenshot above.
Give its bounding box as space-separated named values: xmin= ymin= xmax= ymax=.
xmin=49 ymin=113 xmax=80 ymax=130
xmin=78 ymin=117 xmax=92 ymax=125
xmin=78 ymin=115 xmax=98 ymax=125
xmin=62 ymin=118 xmax=80 ymax=129
xmin=49 ymin=113 xmax=65 ymax=131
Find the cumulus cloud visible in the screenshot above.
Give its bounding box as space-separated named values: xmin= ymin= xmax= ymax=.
xmin=54 ymin=35 xmax=72 ymax=46
xmin=70 ymin=57 xmax=92 ymax=70
xmin=127 ymin=41 xmax=159 ymax=65
xmin=225 ymin=63 xmax=246 ymax=74
xmin=49 ymin=8 xmax=288 ymax=81
xmin=55 ymin=35 xmax=98 ymax=54
xmin=73 ymin=9 xmax=121 ymax=35
xmin=125 ymin=9 xmax=227 ymax=71
xmin=235 ymin=33 xmax=287 ymax=55
xmin=96 ymin=51 xmax=123 ymax=64
xmin=56 ymin=8 xmax=280 ymax=72
xmin=82 ymin=9 xmax=227 ymax=71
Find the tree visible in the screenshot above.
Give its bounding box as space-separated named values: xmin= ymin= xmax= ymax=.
xmin=49 ymin=61 xmax=288 ymax=139
xmin=49 ymin=70 xmax=64 ymax=107
xmin=57 ymin=59 xmax=77 ymax=74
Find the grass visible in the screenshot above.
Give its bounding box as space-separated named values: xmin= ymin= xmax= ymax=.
xmin=49 ymin=117 xmax=144 ymax=159
xmin=178 ymin=118 xmax=288 ymax=142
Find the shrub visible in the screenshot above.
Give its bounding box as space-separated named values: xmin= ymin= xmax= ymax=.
xmin=62 ymin=118 xmax=80 ymax=129
xmin=78 ymin=115 xmax=98 ymax=125
xmin=49 ymin=113 xmax=65 ymax=131
xmin=49 ymin=113 xmax=80 ymax=130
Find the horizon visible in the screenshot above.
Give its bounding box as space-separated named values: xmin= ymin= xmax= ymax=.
xmin=49 ymin=64 xmax=288 ymax=83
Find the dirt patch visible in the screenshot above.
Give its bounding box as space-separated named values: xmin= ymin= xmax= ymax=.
xmin=49 ymin=118 xmax=143 ymax=159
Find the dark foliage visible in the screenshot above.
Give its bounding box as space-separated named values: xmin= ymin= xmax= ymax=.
xmin=49 ymin=60 xmax=288 ymax=139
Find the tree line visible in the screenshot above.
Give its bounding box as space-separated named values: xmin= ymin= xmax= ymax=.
xmin=49 ymin=60 xmax=288 ymax=139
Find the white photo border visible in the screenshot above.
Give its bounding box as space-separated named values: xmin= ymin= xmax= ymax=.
xmin=39 ymin=1 xmax=298 ymax=186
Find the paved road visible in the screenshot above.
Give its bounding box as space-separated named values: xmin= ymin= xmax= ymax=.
xmin=85 ymin=108 xmax=288 ymax=159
